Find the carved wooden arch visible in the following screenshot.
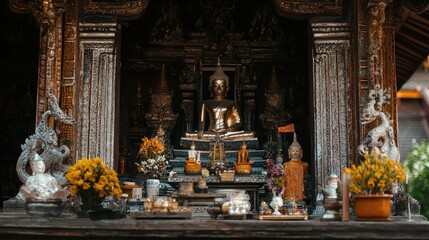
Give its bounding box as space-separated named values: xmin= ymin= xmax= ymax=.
xmin=272 ymin=0 xmax=343 ymax=19
xmin=83 ymin=0 xmax=150 ymax=20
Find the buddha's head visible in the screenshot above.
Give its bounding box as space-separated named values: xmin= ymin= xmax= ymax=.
xmin=288 ymin=132 xmax=303 ymax=160
xmin=241 ymin=142 xmax=247 ymax=150
xmin=209 ymin=57 xmax=229 ymax=98
xmin=190 ymin=141 xmax=196 ymax=150
xmin=30 ymin=153 xmax=46 ymax=175
xmin=326 ymin=174 xmax=339 ymax=190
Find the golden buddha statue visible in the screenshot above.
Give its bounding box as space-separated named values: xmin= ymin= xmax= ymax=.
xmin=235 ymin=142 xmax=252 ymax=175
xmin=283 ymin=132 xmax=308 ymax=202
xmin=184 ymin=142 xmax=202 ymax=175
xmin=185 ymin=57 xmax=255 ymax=140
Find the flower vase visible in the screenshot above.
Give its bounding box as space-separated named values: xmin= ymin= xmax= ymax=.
xmin=146 ymin=179 xmax=160 ymax=199
xmin=78 ymin=190 xmax=103 ymax=212
xmin=270 ymin=195 xmax=283 ymax=216
xmin=353 ymin=194 xmax=393 ymax=221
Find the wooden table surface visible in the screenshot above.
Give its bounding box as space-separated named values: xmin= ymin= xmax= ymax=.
xmin=0 ymin=212 xmax=428 ymax=239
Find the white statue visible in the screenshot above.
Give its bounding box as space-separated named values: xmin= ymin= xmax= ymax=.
xmin=270 ymin=195 xmax=283 ymax=216
xmin=188 ymin=142 xmax=201 ymax=164
xmin=19 ymin=153 xmax=68 ymax=201
xmin=322 ymin=174 xmax=340 ymax=199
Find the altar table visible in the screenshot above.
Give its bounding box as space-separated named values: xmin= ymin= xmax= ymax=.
xmin=0 ymin=212 xmax=428 ymax=239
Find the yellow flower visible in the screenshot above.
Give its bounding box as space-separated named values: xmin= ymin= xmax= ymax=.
xmin=136 ymin=137 xmax=167 ymax=179
xmin=65 ymin=157 xmax=122 ymax=200
xmin=343 ymin=150 xmax=406 ymax=195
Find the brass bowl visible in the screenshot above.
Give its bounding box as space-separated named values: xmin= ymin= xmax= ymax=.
xmin=207 ymin=205 xmax=221 ymax=220
xmin=214 ymin=197 xmax=225 ymax=207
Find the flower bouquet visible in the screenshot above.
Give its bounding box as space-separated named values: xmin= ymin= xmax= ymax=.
xmin=65 ymin=157 xmax=122 ymax=211
xmin=265 ymin=159 xmax=285 ymax=196
xmin=135 ymin=137 xmax=168 ymax=179
xmin=343 ymin=151 xmax=406 ymax=195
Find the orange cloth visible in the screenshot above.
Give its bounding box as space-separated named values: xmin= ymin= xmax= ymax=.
xmin=278 ymin=123 xmax=295 ymax=133
xmin=283 ymin=160 xmax=308 ymax=201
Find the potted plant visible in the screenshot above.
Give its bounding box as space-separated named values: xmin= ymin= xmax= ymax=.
xmin=65 ymin=157 xmax=123 ymax=212
xmin=343 ymin=151 xmax=406 ymax=220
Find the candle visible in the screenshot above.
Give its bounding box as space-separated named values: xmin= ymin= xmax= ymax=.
xmin=213 ymin=143 xmax=216 ymax=161
xmin=342 ymin=173 xmax=350 ymax=221
xmin=201 ymin=103 xmax=205 ymax=122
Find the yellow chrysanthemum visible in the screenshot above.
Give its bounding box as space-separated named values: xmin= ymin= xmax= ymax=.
xmin=65 ymin=157 xmax=123 ymax=199
xmin=343 ymin=150 xmax=406 ymax=195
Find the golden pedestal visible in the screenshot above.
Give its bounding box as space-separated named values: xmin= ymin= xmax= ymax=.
xmin=235 ymin=164 xmax=252 ymax=175
xmin=184 ymin=162 xmax=202 ymax=175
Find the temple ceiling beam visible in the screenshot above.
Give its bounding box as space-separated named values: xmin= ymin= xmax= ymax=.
xmin=272 ymin=0 xmax=343 ymax=19
xmin=83 ymin=0 xmax=149 ymax=20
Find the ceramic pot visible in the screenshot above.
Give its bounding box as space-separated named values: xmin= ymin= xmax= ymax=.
xmin=146 ymin=179 xmax=160 ymax=198
xmin=353 ymin=194 xmax=393 ymax=221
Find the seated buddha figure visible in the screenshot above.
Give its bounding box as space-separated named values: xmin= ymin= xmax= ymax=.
xmin=20 ymin=153 xmax=68 ymax=201
xmin=235 ymin=142 xmax=252 ymax=175
xmin=184 ymin=142 xmax=202 ymax=175
xmin=283 ymin=132 xmax=308 ymax=202
xmin=185 ymin=57 xmax=255 ymax=140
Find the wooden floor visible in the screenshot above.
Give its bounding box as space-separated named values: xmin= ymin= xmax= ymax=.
xmin=0 ymin=212 xmax=428 ymax=239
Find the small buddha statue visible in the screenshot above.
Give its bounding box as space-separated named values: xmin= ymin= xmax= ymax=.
xmin=185 ymin=57 xmax=255 ymax=140
xmin=20 ymin=153 xmax=68 ymax=201
xmin=184 ymin=142 xmax=202 ymax=175
xmin=235 ymin=142 xmax=252 ymax=175
xmin=283 ymin=132 xmax=308 ymax=202
xmin=322 ymin=174 xmax=340 ymax=199
xmin=321 ymin=174 xmax=342 ymax=220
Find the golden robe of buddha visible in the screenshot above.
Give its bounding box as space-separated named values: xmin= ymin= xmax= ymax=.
xmin=185 ymin=57 xmax=255 ymax=140
xmin=235 ymin=142 xmax=252 ymax=175
xmin=283 ymin=133 xmax=308 ymax=201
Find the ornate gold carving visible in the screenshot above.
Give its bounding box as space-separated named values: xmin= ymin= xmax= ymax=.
xmin=59 ymin=0 xmax=77 ymax=160
xmin=273 ymin=0 xmax=342 ymax=18
xmin=367 ymin=0 xmax=387 ymax=86
xmin=11 ymin=0 xmax=67 ymax=123
xmin=84 ymin=0 xmax=149 ymax=20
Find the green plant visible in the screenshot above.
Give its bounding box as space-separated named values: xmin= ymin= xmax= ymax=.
xmin=405 ymin=139 xmax=429 ymax=219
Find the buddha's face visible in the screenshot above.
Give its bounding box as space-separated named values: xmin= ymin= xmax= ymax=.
xmin=289 ymin=146 xmax=302 ymax=159
xmin=210 ymin=79 xmax=228 ymax=97
xmin=328 ymin=179 xmax=338 ymax=189
xmin=31 ymin=160 xmax=45 ymax=174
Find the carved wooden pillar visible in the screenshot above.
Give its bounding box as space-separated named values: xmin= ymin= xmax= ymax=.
xmin=59 ymin=0 xmax=79 ymax=161
xmin=358 ymin=0 xmax=399 ymax=154
xmin=179 ymin=63 xmax=199 ymax=133
xmin=76 ymin=21 xmax=121 ymax=169
xmin=239 ymin=65 xmax=257 ymax=132
xmin=8 ymin=0 xmax=66 ymax=123
xmin=310 ymin=20 xmax=353 ymax=197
